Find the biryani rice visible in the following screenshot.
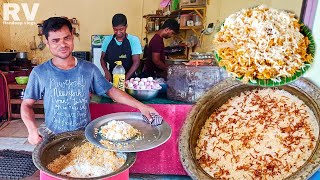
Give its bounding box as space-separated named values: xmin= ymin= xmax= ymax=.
xmin=196 ymin=89 xmax=318 ymax=179
xmin=214 ymin=5 xmax=312 ymax=82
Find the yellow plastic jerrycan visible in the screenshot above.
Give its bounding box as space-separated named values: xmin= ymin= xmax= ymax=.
xmin=112 ymin=61 xmax=126 ymax=91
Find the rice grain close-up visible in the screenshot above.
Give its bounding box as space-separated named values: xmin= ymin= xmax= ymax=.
xmin=196 ymin=88 xmax=318 ymax=179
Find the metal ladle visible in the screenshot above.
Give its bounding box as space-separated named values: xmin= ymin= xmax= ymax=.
xmin=38 ymin=36 xmax=46 ymax=50
xmin=30 ymin=36 xmax=37 ymax=50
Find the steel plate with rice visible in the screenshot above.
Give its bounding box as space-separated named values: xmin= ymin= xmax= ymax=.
xmin=85 ymin=112 xmax=172 ymax=152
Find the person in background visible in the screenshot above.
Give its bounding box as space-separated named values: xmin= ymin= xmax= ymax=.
xmin=21 ymin=17 xmax=158 ymax=145
xmin=100 ymin=13 xmax=142 ymax=81
xmin=142 ymin=18 xmax=179 ymax=79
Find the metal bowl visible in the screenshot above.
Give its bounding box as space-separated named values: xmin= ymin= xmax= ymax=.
xmin=125 ymin=88 xmax=161 ymax=101
xmin=16 ymin=52 xmax=28 ymax=59
xmin=179 ymin=78 xmax=320 ymax=179
xmin=33 ymin=131 xmax=136 ymax=180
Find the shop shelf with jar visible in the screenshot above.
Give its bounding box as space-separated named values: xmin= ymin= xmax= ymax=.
xmin=143 ymin=14 xmax=177 ymax=33
xmin=143 ymin=6 xmax=206 ymax=35
xmin=142 ymin=4 xmax=207 ymax=59
xmin=173 ymin=6 xmax=206 ymax=36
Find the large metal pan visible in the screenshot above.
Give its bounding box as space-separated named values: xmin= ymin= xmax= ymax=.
xmin=179 ymin=78 xmax=320 ymax=180
xmin=33 ymin=131 xmax=136 ymax=180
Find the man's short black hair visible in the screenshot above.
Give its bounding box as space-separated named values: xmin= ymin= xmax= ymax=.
xmin=161 ymin=18 xmax=179 ymax=34
xmin=43 ymin=17 xmax=72 ymax=39
xmin=112 ymin=13 xmax=127 ymax=27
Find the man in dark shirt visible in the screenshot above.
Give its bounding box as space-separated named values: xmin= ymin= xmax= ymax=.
xmin=100 ymin=14 xmax=142 ymax=81
xmin=142 ymin=19 xmax=179 ymax=79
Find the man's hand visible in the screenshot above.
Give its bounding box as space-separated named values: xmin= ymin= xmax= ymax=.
xmin=138 ymin=104 xmax=158 ymax=122
xmin=28 ymin=131 xmax=42 ymax=145
xmin=105 ymin=72 xmax=111 ymax=82
xmin=21 ymin=98 xmax=42 ymax=145
xmin=107 ymin=87 xmax=160 ymax=122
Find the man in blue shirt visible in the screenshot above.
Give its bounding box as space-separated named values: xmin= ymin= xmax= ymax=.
xmin=21 ymin=17 xmax=157 ymax=145
xmin=100 ymin=13 xmax=142 ymax=81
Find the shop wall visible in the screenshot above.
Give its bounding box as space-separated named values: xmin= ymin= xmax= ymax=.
xmin=141 ymin=0 xmax=162 ymax=46
xmin=214 ymin=0 xmax=303 ymax=21
xmin=1 ymin=0 xmax=145 ymax=63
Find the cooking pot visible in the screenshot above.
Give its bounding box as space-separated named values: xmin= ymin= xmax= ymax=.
xmin=179 ymin=78 xmax=320 ymax=179
xmin=0 ymin=52 xmax=17 ymax=61
xmin=16 ymin=52 xmax=28 ymax=59
xmin=33 ymin=131 xmax=136 ymax=180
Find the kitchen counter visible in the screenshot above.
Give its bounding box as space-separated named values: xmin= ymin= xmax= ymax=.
xmin=89 ymin=94 xmax=192 ymax=175
xmin=90 ymin=93 xmax=191 ymax=104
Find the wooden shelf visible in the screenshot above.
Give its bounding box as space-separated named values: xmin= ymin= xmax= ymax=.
xmin=143 ymin=6 xmax=206 ymax=20
xmin=8 ymin=83 xmax=27 ymax=89
xmin=146 ymin=26 xmax=204 ymax=34
xmin=170 ymin=6 xmax=206 ymax=16
xmin=180 ymin=26 xmax=204 ymax=35
xmin=12 ymin=113 xmax=45 ymax=119
xmin=143 ymin=14 xmax=177 ymax=19
xmin=180 ymin=26 xmax=203 ymax=30
xmin=8 ymin=83 xmax=44 ymax=121
xmin=145 ymin=30 xmax=157 ymax=33
xmin=10 ymin=99 xmax=44 ymax=104
xmin=143 ymin=5 xmax=207 ymax=58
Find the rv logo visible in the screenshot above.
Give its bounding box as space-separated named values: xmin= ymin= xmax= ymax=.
xmin=2 ymin=3 xmax=39 ymax=25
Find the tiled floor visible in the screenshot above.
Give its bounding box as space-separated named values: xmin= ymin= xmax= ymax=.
xmin=0 ymin=119 xmax=43 ymax=180
xmin=0 ymin=119 xmax=43 ymax=138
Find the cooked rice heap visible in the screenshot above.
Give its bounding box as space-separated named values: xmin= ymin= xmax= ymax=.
xmin=47 ymin=142 xmax=125 ymax=178
xmin=214 ymin=5 xmax=312 ymax=82
xmin=100 ymin=120 xmax=140 ymax=141
xmin=196 ymin=89 xmax=318 ymax=179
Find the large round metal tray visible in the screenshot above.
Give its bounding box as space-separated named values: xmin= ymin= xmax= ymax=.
xmin=179 ymin=78 xmax=320 ymax=180
xmin=33 ymin=131 xmax=136 ymax=180
xmin=85 ymin=112 xmax=172 ymax=152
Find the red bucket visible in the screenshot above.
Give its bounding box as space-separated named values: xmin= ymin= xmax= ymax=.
xmin=39 ymin=169 xmax=129 ymax=180
xmin=33 ymin=131 xmax=135 ymax=180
